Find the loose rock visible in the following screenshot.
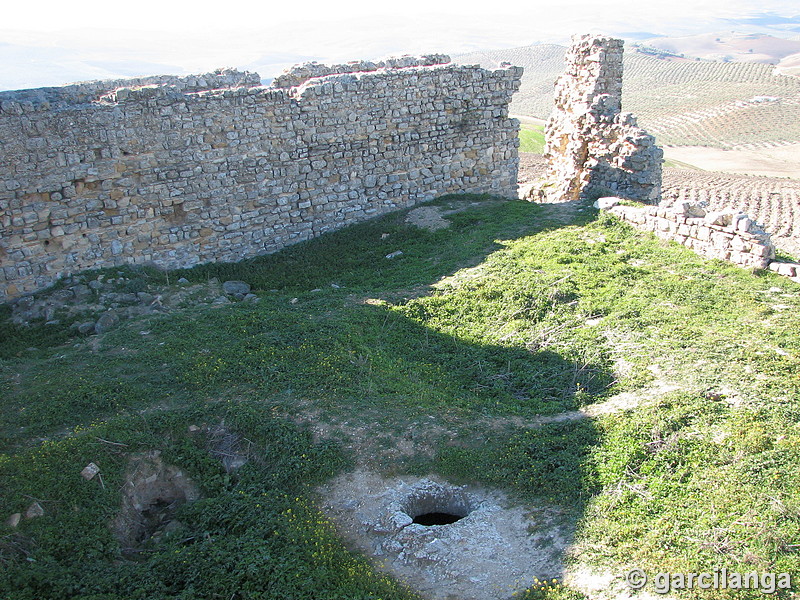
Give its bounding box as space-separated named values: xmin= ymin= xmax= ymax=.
xmin=6 ymin=513 xmax=21 ymax=528
xmin=81 ymin=462 xmax=101 ymax=480
xmin=25 ymin=502 xmax=44 ymax=519
xmin=95 ymin=311 xmax=119 ymax=334
xmin=222 ymin=280 xmax=251 ymax=296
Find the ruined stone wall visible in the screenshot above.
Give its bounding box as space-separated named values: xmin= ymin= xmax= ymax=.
xmin=602 ymin=199 xmax=775 ymax=269
xmin=0 ymin=59 xmax=522 ymax=299
xmin=538 ymin=35 xmax=662 ymax=203
xmin=0 ymin=69 xmax=262 ymax=107
xmin=271 ymin=55 xmax=450 ymax=88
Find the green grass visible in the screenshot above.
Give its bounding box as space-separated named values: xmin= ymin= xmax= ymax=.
xmin=519 ymin=123 xmax=546 ymax=153
xmin=2 ymin=196 xmax=800 ymax=598
xmin=663 ymin=157 xmax=702 ymax=170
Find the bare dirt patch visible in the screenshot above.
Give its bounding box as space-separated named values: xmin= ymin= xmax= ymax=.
xmin=317 ymin=469 xmax=573 ymax=600
xmin=404 ymin=199 xmax=504 ymax=232
xmin=405 ymin=206 xmax=451 ymax=231
xmin=297 ymin=407 xmax=459 ymax=466
xmin=481 ymin=380 xmax=684 ymax=434
xmin=663 ymin=145 xmax=800 ymax=179
xmin=518 ymin=152 xmax=549 ymax=186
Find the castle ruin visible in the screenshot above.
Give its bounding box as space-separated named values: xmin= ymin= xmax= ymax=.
xmin=2 ymin=37 xmax=795 ymax=302
xmin=0 ymin=58 xmax=522 ymax=299
xmin=538 ymin=34 xmax=663 ymax=203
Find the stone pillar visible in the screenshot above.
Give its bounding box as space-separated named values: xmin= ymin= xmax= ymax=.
xmin=538 ymin=34 xmax=662 ymax=203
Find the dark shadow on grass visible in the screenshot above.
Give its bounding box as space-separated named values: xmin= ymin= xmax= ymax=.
xmin=0 ymin=195 xmax=605 ymax=596
xmin=0 ymin=194 xmax=597 ymax=361
xmin=0 ymin=196 xmax=607 ymax=440
xmin=2 ymin=291 xmax=605 ymax=595
xmin=171 ymin=194 xmax=597 ymax=294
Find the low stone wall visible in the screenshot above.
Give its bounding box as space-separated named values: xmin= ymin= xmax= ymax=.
xmin=0 ymin=59 xmax=522 ymax=299
xmin=767 ymin=260 xmax=800 ymax=279
xmin=603 ymin=200 xmax=775 ymax=269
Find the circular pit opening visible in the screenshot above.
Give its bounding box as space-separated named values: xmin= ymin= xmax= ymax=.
xmin=401 ymin=483 xmax=472 ymax=527
xmin=412 ymin=511 xmax=464 ymax=526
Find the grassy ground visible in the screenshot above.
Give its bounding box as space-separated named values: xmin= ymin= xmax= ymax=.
xmin=2 ymin=195 xmax=800 ymax=599
xmin=662 ymin=157 xmax=702 ymax=170
xmin=519 ymin=123 xmax=546 ymax=154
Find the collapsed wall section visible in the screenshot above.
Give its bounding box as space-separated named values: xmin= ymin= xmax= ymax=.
xmin=0 ymin=61 xmax=522 ymax=299
xmin=538 ymin=34 xmax=662 ymax=203
xmin=601 ymin=199 xmax=775 ymax=269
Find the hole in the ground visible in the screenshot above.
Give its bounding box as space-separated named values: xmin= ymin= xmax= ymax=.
xmin=111 ymin=451 xmax=200 ymax=556
xmin=401 ymin=481 xmax=472 ymax=527
xmin=412 ymin=511 xmax=464 ymax=526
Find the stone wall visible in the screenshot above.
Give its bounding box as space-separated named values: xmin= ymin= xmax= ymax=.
xmin=0 ymin=59 xmax=522 ymax=299
xmin=602 ymin=199 xmax=775 ymax=269
xmin=271 ymin=55 xmax=450 ymax=88
xmin=1 ymin=68 xmax=262 ymax=108
xmin=536 ymin=35 xmax=662 ymax=203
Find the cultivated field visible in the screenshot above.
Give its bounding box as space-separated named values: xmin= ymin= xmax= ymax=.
xmin=456 ymin=46 xmax=800 ymax=149
xmin=624 ymin=54 xmax=800 ymax=148
xmin=639 ymin=32 xmax=800 ymax=65
xmin=456 ymin=44 xmax=566 ymax=119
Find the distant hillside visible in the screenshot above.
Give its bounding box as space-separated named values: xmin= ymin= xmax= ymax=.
xmin=455 ymin=44 xmax=800 ymax=149
xmin=455 ymin=45 xmax=565 ymax=119
xmin=777 ymin=52 xmax=800 ymax=76
xmin=638 ymin=32 xmax=800 ymax=64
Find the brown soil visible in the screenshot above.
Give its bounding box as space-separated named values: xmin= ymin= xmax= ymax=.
xmin=664 ymin=145 xmax=800 ymax=179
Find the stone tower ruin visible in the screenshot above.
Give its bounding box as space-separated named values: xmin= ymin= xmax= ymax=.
xmin=539 ymin=34 xmax=662 ymax=203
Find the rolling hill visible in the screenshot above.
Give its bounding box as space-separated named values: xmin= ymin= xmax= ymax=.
xmin=455 ymin=44 xmax=800 ymax=149
xmin=638 ymin=32 xmax=800 ymax=64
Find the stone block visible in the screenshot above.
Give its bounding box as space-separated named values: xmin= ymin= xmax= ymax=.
xmin=6 ymin=513 xmax=21 ymax=528
xmin=81 ymin=462 xmax=101 ymax=480
xmin=25 ymin=502 xmax=44 ymax=519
